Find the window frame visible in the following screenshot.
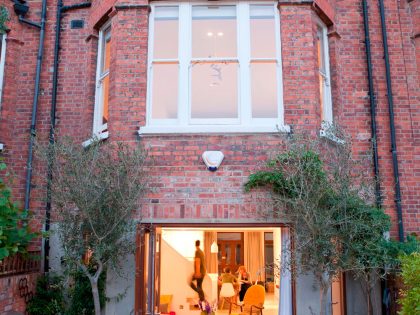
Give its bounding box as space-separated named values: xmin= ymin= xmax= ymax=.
xmin=0 ymin=34 xmax=6 ymax=110
xmin=141 ymin=1 xmax=289 ymax=134
xmin=316 ymin=19 xmax=333 ymax=127
xmin=93 ymin=21 xmax=111 ymax=136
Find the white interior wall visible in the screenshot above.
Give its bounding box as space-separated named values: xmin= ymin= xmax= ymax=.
xmin=162 ymin=230 xmax=204 ymax=259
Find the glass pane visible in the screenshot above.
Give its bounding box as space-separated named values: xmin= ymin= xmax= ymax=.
xmin=152 ymin=64 xmax=178 ymax=119
xmin=250 ymin=5 xmax=276 ymax=58
xmin=191 ymin=62 xmax=237 ymax=119
xmin=102 ymin=74 xmax=109 ymax=124
xmin=320 ymin=73 xmax=325 ymax=121
xmin=192 ymin=6 xmax=237 ymax=58
xmin=225 ymin=245 xmax=231 ymax=263
xmin=317 ymin=28 xmax=325 ymax=72
xmin=251 ymin=63 xmax=278 ymax=118
xmin=218 ymin=233 xmax=242 ymax=241
xmin=235 ymin=244 xmax=241 ymax=265
xmin=101 ymin=28 xmax=111 ymax=73
xmin=154 ymin=7 xmax=179 ymax=59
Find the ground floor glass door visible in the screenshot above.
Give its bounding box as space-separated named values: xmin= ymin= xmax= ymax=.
xmin=135 ymin=225 xmax=161 ymax=315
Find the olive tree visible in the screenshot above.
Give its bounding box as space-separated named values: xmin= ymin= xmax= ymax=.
xmin=245 ymin=128 xmax=393 ymax=315
xmin=37 ymin=138 xmax=147 ymax=315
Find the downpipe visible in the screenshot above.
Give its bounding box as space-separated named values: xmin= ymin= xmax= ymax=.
xmin=44 ymin=0 xmax=91 ymax=273
xmin=378 ymin=0 xmax=404 ymax=242
xmin=22 ymin=0 xmax=47 ymax=212
xmin=362 ymin=0 xmax=381 ymax=209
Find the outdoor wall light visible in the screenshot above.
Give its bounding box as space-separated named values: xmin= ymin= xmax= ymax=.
xmin=202 ymin=151 xmax=224 ymax=172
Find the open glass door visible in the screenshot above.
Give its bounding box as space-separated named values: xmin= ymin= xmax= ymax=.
xmin=331 ymin=273 xmax=345 ymax=315
xmin=135 ymin=225 xmax=161 ymax=315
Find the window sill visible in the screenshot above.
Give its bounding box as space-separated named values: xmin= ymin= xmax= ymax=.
xmin=319 ymin=129 xmax=345 ymax=144
xmin=138 ymin=124 xmax=290 ymax=135
xmin=82 ymin=131 xmax=109 ymax=148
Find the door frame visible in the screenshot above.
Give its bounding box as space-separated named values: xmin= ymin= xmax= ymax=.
xmin=134 ymin=222 xmax=297 ymax=315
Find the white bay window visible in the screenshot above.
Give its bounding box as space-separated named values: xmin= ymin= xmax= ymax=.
xmin=142 ymin=2 xmax=288 ymax=134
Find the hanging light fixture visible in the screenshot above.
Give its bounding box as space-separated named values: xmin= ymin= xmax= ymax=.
xmin=210 ymin=241 xmax=218 ymax=253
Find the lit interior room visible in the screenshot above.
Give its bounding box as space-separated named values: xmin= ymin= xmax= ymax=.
xmin=158 ymin=227 xmax=288 ymax=315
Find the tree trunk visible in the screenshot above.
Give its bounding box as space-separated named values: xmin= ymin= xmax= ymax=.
xmin=319 ymin=284 xmax=329 ymax=315
xmin=90 ymin=279 xmax=101 ymax=315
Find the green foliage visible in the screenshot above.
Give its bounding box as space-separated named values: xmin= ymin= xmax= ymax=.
xmin=0 ymin=161 xmax=37 ymax=260
xmin=67 ymin=269 xmax=106 ymax=315
xmin=399 ymin=252 xmax=420 ymax=315
xmin=26 ymin=274 xmax=65 ymax=315
xmin=36 ymin=137 xmax=148 ymax=315
xmin=0 ymin=6 xmax=9 ymax=34
xmin=245 ymin=131 xmax=396 ymax=314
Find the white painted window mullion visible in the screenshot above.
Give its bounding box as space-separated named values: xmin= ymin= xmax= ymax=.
xmin=238 ymin=3 xmax=251 ymax=126
xmin=0 ymin=34 xmax=6 ymax=110
xmin=93 ymin=27 xmax=105 ymax=135
xmin=322 ymin=25 xmax=333 ymax=124
xmin=178 ymin=3 xmax=190 ymax=126
xmin=275 ymin=3 xmax=285 ymax=127
xmin=146 ymin=6 xmax=155 ymax=126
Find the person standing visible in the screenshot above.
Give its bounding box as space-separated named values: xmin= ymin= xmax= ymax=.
xmin=190 ymin=240 xmax=206 ymax=301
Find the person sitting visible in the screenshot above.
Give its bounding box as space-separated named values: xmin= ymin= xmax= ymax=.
xmin=237 ymin=265 xmax=251 ymax=302
xmin=218 ymin=267 xmax=239 ymax=308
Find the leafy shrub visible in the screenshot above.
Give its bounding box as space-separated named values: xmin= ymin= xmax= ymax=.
xmin=26 ymin=274 xmax=65 ymax=315
xmin=67 ymin=269 xmax=106 ymax=315
xmin=0 ymin=161 xmax=36 ymax=260
xmin=399 ymin=252 xmax=420 ymax=315
xmin=0 ymin=6 xmax=9 ymax=34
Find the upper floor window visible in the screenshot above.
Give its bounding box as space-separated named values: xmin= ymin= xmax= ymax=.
xmin=0 ymin=34 xmax=6 ymax=109
xmin=93 ymin=23 xmax=111 ymax=135
xmin=142 ymin=2 xmax=287 ymax=134
xmin=316 ymin=21 xmax=333 ymax=126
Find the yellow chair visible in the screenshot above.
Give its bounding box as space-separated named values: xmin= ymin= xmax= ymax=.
xmin=159 ymin=294 xmax=173 ymax=313
xmin=227 ymin=284 xmax=265 ymax=315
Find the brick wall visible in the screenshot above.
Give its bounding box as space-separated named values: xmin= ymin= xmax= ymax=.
xmin=0 ymin=273 xmax=38 ymax=314
xmin=0 ymin=0 xmax=418 ymax=311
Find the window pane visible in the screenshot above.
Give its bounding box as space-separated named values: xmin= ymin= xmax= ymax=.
xmin=251 ymin=63 xmax=278 ymax=118
xmin=152 ymin=64 xmax=178 ymax=119
xmin=154 ymin=7 xmax=178 ymax=59
xmin=192 ymin=6 xmax=237 ymax=58
xmin=101 ymin=29 xmax=111 ymax=74
xmin=317 ymin=28 xmax=325 ymax=72
xmin=319 ymin=73 xmax=325 ymax=121
xmin=102 ymin=74 xmax=109 ymax=124
xmin=250 ymin=5 xmax=276 ymax=58
xmin=191 ymin=62 xmax=237 ymax=119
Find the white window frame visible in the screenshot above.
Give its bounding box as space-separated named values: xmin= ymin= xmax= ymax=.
xmin=0 ymin=34 xmax=6 ymax=110
xmin=316 ymin=19 xmax=333 ymax=128
xmin=140 ymin=2 xmax=289 ymax=134
xmin=92 ymin=21 xmax=111 ymax=137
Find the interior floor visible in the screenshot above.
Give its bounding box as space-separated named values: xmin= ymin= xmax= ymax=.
xmin=215 ymin=293 xmax=278 ymax=315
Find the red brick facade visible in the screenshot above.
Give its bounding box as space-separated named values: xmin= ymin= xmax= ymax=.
xmin=0 ymin=0 xmax=418 ymax=313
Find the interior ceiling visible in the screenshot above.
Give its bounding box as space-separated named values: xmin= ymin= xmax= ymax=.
xmin=162 ymin=227 xmax=277 ymax=232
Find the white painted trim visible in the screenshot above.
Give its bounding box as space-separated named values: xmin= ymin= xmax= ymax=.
xmin=82 ymin=131 xmax=109 ymax=148
xmin=93 ymin=21 xmax=112 ymax=135
xmin=319 ymin=129 xmax=344 ymax=144
xmin=138 ymin=124 xmax=290 ymax=134
xmin=147 ymin=2 xmax=284 ymax=132
xmin=316 ymin=18 xmax=333 ymax=124
xmin=0 ymin=34 xmax=6 ymax=110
